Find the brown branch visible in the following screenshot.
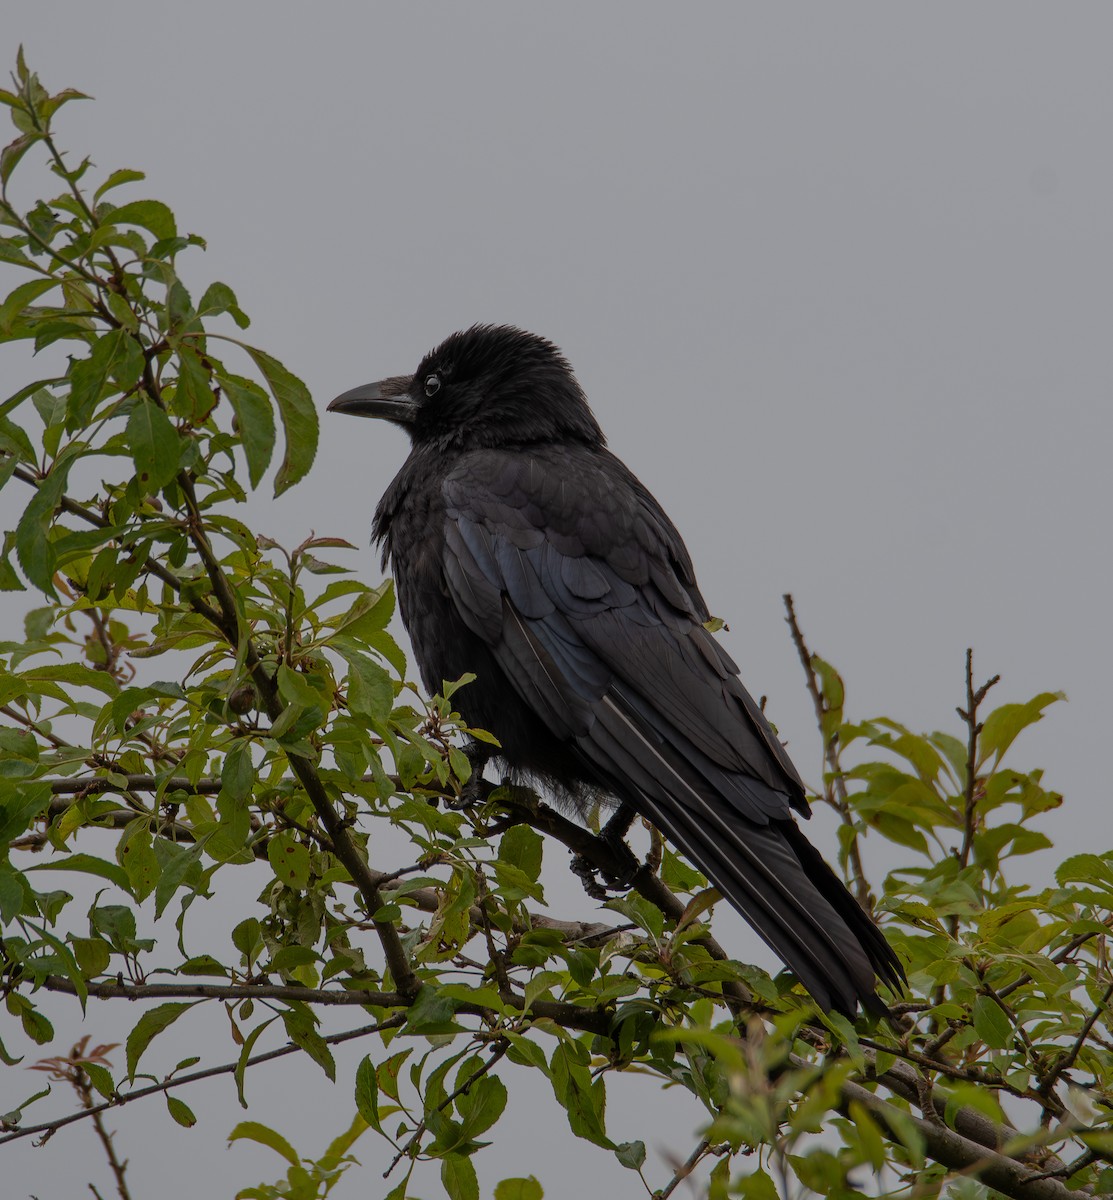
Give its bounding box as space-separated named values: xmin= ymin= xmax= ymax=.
xmin=1 ymin=703 xmax=71 ymax=750
xmin=957 ymin=649 xmax=1000 ymax=870
xmin=77 ymin=1074 xmax=132 ymax=1200
xmin=0 ymin=1018 xmax=403 ymax=1148
xmin=41 ymin=975 xmax=404 ymax=1007
xmin=783 ymin=593 xmax=870 ymax=905
xmin=833 ymin=1073 xmax=1089 ymax=1200
xmin=42 ymin=776 xmax=223 ymax=796
xmin=38 ymin=971 xmax=611 ymax=1036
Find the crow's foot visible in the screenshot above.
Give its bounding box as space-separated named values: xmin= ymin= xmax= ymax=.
xmin=570 ymin=804 xmax=640 ymax=899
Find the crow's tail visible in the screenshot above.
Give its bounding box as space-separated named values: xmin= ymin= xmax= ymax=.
xmin=631 ymin=784 xmax=903 ymax=1015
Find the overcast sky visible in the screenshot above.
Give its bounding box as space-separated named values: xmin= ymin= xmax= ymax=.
xmin=3 ymin=4 xmax=1112 ymax=1197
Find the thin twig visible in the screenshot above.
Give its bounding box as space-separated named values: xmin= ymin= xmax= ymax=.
xmin=83 ymin=1086 xmax=131 ymax=1200
xmin=0 ymin=1018 xmax=403 ymax=1148
xmin=384 ymin=1042 xmax=508 ymax=1178
xmin=657 ymin=1138 xmax=720 ymax=1198
xmin=957 ymin=648 xmax=1000 ymax=870
xmin=783 ymin=594 xmax=870 ymax=905
xmin=1038 ymin=978 xmax=1113 ymax=1097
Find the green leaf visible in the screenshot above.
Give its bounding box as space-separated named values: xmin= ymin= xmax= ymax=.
xmin=281 ymin=1004 xmax=335 ymax=1081
xmin=30 ymin=852 xmax=130 ymax=892
xmin=0 ymin=132 xmax=39 ymax=186
xmin=499 ymin=824 xmax=543 ymax=882
xmin=69 ymin=329 xmax=145 ymax=425
xmin=339 ymin=647 xmax=394 ymax=721
xmin=127 ymin=399 xmax=180 ymax=493
xmin=234 ymin=1019 xmax=274 ymax=1108
xmin=14 ymin=457 xmax=73 ymax=594
xmin=70 ymin=936 xmax=110 ymax=977
xmin=848 ymin=1100 xmax=886 ymax=1171
xmin=199 ymin=280 xmax=249 ymax=328
xmin=81 ymin=1061 xmax=115 ymax=1100
xmin=404 ymin=985 xmax=460 ymax=1034
xmin=228 ymin=1120 xmax=299 ymax=1166
xmin=734 ymin=1169 xmax=780 ymax=1200
xmin=331 ymin=580 xmax=395 ymax=641
xmin=1056 ymin=853 xmax=1113 ymax=890
xmin=166 ymin=1094 xmax=197 ymax=1127
xmin=103 ymin=198 xmax=177 ymax=241
xmin=93 ymin=168 xmax=146 ymax=201
xmin=221 ymin=373 xmax=274 ymax=488
xmin=267 ymin=832 xmax=311 ymax=890
xmin=615 ymin=1140 xmax=646 ymax=1170
xmin=494 ymin=1179 xmax=543 ymax=1200
xmin=0 ymin=412 xmax=37 ymax=462
xmin=456 ymin=1074 xmax=507 ymax=1140
xmin=172 ymin=344 xmax=214 ymax=419
xmin=549 ymin=1042 xmax=611 ymax=1148
xmin=440 ymin=1153 xmax=479 ymax=1200
xmin=0 ymin=277 xmax=56 ymax=334
xmin=354 ymin=1055 xmax=382 ymax=1132
xmin=24 ymin=661 xmax=120 ymax=696
xmin=971 ymin=995 xmax=1012 ymax=1050
xmin=979 ymin=692 xmax=1064 ymax=767
xmin=220 ymin=740 xmax=255 ymax=804
xmin=118 ymin=819 xmax=159 ymax=901
xmin=126 ymin=1002 xmax=193 ymax=1080
xmin=240 ymin=344 xmax=317 ymax=495
xmin=0 ymin=781 xmax=51 ymax=845
xmin=0 ymin=864 xmax=25 ymax=923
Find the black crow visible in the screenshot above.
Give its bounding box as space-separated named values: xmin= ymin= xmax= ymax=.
xmin=329 ymin=325 xmax=902 ymax=1015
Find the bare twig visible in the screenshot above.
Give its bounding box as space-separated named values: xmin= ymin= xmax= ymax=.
xmin=82 ymin=1083 xmax=131 ymax=1200
xmin=783 ymin=594 xmax=870 ymax=905
xmin=657 ymin=1138 xmax=723 ymax=1198
xmin=957 ymin=648 xmax=1001 ymax=870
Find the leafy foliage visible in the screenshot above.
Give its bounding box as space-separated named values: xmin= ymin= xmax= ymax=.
xmin=0 ymin=55 xmax=1110 ymax=1200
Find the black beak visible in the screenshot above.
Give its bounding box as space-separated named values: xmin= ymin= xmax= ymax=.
xmin=327 ymin=375 xmax=418 ymax=425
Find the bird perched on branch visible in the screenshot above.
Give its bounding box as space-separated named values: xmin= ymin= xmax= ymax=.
xmin=329 ymin=325 xmax=902 ymax=1015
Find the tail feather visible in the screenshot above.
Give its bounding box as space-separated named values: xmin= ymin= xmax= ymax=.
xmin=637 ymin=789 xmax=892 ymax=1015
xmin=582 ymin=692 xmax=903 ymax=1016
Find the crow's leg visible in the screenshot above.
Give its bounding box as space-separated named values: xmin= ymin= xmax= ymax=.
xmin=445 ymin=739 xmax=495 ymax=810
xmin=570 ymin=803 xmax=640 ymax=900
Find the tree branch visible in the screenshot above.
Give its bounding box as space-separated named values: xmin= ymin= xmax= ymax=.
xmin=37 ymin=973 xmax=612 ymax=1035
xmin=836 ymin=1074 xmax=1089 ymax=1200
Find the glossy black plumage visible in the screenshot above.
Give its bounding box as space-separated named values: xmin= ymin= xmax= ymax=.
xmin=329 ymin=325 xmax=903 ymax=1015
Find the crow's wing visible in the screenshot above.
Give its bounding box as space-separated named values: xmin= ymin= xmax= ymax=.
xmin=442 ymin=445 xmax=900 ymax=1014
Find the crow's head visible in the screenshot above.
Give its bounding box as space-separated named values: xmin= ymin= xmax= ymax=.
xmin=328 ymin=325 xmax=605 ymax=450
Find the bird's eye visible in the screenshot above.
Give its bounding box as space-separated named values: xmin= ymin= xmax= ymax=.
xmin=424 ymin=373 xmax=441 ymax=398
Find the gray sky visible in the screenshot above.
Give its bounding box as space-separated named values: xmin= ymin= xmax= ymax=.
xmin=3 ymin=4 xmax=1112 ymax=1196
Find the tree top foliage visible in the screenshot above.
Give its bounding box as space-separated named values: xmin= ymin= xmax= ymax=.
xmin=0 ymin=52 xmax=1110 ymax=1200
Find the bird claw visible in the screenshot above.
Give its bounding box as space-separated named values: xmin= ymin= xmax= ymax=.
xmin=570 ymin=837 xmax=640 ymax=901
